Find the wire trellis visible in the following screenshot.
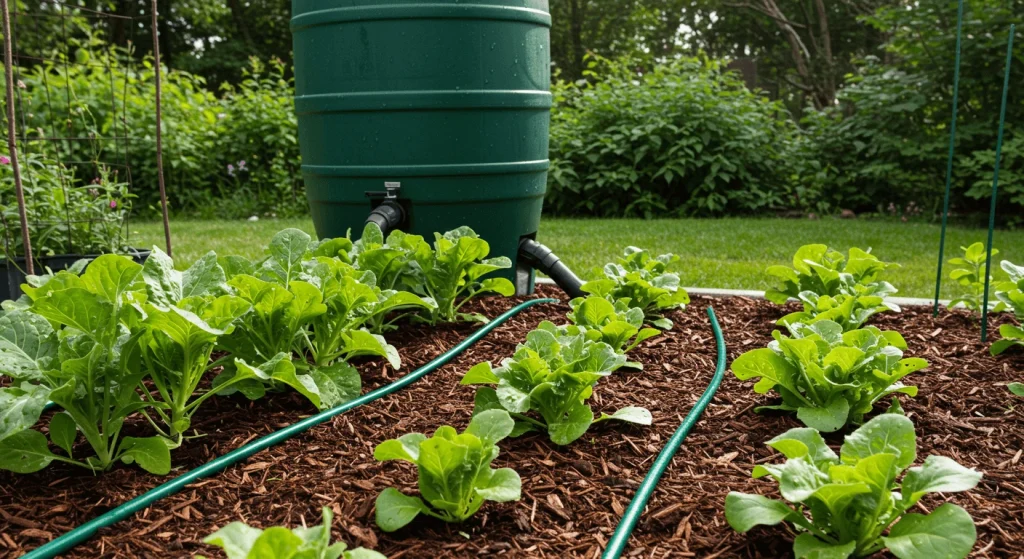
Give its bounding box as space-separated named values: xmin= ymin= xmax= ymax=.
xmin=0 ymin=0 xmax=171 ymax=277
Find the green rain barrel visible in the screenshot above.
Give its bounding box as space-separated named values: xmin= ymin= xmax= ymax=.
xmin=291 ymin=0 xmax=551 ymax=291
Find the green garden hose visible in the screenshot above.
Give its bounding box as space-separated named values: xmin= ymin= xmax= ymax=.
xmin=602 ymin=306 xmax=726 ymax=559
xmin=21 ymin=297 xmax=557 ymax=559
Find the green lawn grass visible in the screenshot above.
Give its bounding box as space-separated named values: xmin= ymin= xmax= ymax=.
xmin=128 ymin=217 xmax=1024 ymax=299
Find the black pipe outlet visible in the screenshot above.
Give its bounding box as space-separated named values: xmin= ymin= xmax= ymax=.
xmin=518 ymin=238 xmax=587 ymax=299
xmin=365 ymin=200 xmax=406 ymax=236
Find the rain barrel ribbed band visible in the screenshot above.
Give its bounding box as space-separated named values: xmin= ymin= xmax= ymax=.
xmin=291 ymin=4 xmax=552 ymax=30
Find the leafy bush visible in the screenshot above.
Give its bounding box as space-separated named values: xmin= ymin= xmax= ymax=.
xmin=581 ymin=246 xmax=689 ymax=329
xmin=462 ymin=329 xmax=651 ymax=445
xmin=202 ymin=506 xmax=385 ymax=559
xmin=726 ymin=415 xmax=982 ymax=559
xmin=767 ymin=245 xmax=900 ymax=331
xmin=548 ymin=55 xmax=809 ymax=218
xmin=948 ymin=243 xmax=1004 ymax=313
xmin=0 ymin=154 xmax=135 ymax=259
xmin=374 ymin=410 xmax=521 ymax=532
xmin=8 ymin=49 xmax=303 ymax=219
xmin=731 ymin=320 xmax=927 ymax=432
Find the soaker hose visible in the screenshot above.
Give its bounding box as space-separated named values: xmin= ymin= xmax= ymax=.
xmin=602 ymin=306 xmax=727 ymax=559
xmin=22 ymin=298 xmax=557 ymax=559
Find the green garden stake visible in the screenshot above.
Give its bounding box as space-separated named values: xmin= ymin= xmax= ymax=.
xmin=981 ymin=24 xmax=1015 ymax=343
xmin=933 ymin=0 xmax=966 ymax=317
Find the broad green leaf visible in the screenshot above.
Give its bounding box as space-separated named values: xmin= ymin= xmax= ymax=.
xmin=597 ymin=406 xmax=653 ymax=425
xmin=882 ymin=503 xmax=977 ymax=559
xmin=724 ymin=492 xmax=797 ymax=532
xmin=841 ymin=414 xmax=916 ymax=469
xmin=0 ymin=311 xmax=58 ymax=382
xmin=118 ymin=436 xmax=172 ymax=475
xmin=461 ymin=361 xmax=500 ymax=385
xmin=80 ymin=254 xmax=143 ymax=302
xmin=793 ymin=534 xmax=856 ymax=559
xmin=545 ymin=399 xmax=594 ymax=446
xmin=0 ymin=383 xmax=50 ymax=442
xmin=1010 ymin=383 xmax=1024 ymax=397
xmin=732 ymin=348 xmax=799 ymax=394
xmin=204 ymin=522 xmax=264 ymax=559
xmin=765 ymin=428 xmax=838 ymax=466
xmin=475 ymin=467 xmax=521 ymax=502
xmin=900 ymin=456 xmax=982 ymax=508
xmin=33 ymin=288 xmax=114 ymax=336
xmin=375 ymin=433 xmax=428 ymax=463
xmin=472 ymin=387 xmax=504 ymax=415
xmin=0 ymin=429 xmax=58 ymax=473
xmin=248 ymin=527 xmax=304 ymax=558
xmin=777 ymin=458 xmax=829 ymax=502
xmin=48 ymin=412 xmax=77 ymax=456
xmin=797 ymin=396 xmax=850 ymax=433
xmin=309 ymin=363 xmax=362 ymax=409
xmin=375 ymin=488 xmax=430 ymax=532
xmin=465 ymin=409 xmax=515 ymax=446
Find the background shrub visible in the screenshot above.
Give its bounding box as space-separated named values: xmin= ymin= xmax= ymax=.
xmin=547 ymin=56 xmax=811 ymax=218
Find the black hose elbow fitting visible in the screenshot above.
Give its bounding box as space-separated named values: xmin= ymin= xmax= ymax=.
xmin=518 ymin=238 xmax=587 ymax=299
xmin=365 ymin=200 xmax=406 ymax=236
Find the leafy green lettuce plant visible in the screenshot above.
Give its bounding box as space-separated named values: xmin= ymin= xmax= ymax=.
xmin=543 ymin=295 xmax=661 ymax=368
xmin=766 ymin=245 xmax=899 ymax=303
xmin=462 ymin=329 xmax=651 ymax=445
xmin=766 ymin=245 xmax=900 ymax=330
xmin=406 ymin=227 xmax=515 ymax=324
xmin=995 ymin=260 xmax=1024 ymax=318
xmin=133 ymin=248 xmax=255 ymax=441
xmin=374 ymin=410 xmax=521 ymax=532
xmin=0 ymin=256 xmax=170 ymax=474
xmin=201 ymin=506 xmax=385 ymax=559
xmin=725 ymin=415 xmax=982 ymax=559
xmin=948 ymin=243 xmax=1005 ymax=314
xmin=351 ymin=223 xmax=424 ymax=292
xmin=581 ymin=247 xmax=689 ymax=329
xmin=732 ymin=321 xmax=927 ymax=432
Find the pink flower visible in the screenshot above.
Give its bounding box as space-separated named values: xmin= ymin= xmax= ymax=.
xmin=0 ymin=155 xmax=9 ymax=165
xmin=109 ymin=200 xmax=117 ymax=209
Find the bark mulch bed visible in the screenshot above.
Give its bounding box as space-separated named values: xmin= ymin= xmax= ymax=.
xmin=3 ymin=289 xmax=1023 ymax=559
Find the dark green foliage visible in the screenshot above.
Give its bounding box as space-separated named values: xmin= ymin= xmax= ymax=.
xmin=548 ymin=56 xmax=810 ymax=218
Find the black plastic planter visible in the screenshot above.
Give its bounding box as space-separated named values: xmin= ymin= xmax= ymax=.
xmin=0 ymin=249 xmax=151 ymax=302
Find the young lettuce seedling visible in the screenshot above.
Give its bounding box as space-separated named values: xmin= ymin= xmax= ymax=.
xmin=462 ymin=329 xmax=651 ymax=445
xmin=948 ymin=243 xmax=1005 ymax=314
xmin=201 ymin=506 xmax=385 ymax=559
xmin=766 ymin=244 xmax=899 ymax=303
xmin=406 ymin=227 xmax=516 ymax=324
xmin=581 ymin=246 xmax=689 ymax=329
xmin=726 ymin=415 xmax=982 ymax=559
xmin=541 ymin=295 xmax=661 ymax=368
xmin=373 ymin=410 xmax=522 ymax=532
xmin=995 ymin=260 xmax=1024 ymax=319
xmin=732 ymin=320 xmax=927 ymax=432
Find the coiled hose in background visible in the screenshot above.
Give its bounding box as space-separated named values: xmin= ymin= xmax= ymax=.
xmin=602 ymin=306 xmax=727 ymax=559
xmin=22 ymin=297 xmax=557 ymax=559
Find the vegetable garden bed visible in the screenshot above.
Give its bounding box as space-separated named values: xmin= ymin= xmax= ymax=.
xmin=6 ymin=291 xmax=1022 ymax=559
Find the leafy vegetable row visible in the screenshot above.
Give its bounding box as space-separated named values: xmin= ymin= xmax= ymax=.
xmin=371 ymin=247 xmax=687 ymax=533
xmin=0 ymin=225 xmax=515 ymax=476
xmin=726 ymin=245 xmax=984 ymax=558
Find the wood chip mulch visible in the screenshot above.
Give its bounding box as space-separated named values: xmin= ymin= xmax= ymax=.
xmin=1 ymin=287 xmax=1022 ymax=559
